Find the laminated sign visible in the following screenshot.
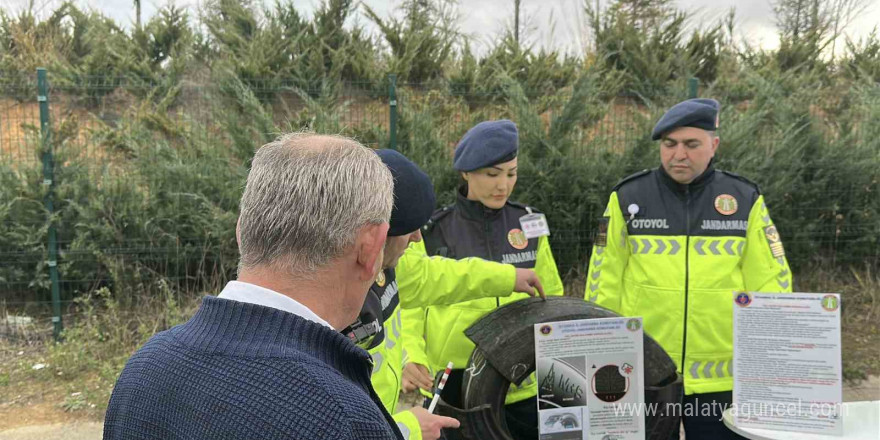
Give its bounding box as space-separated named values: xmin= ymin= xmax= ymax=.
xmin=535 ymin=318 xmax=646 ymax=440
xmin=733 ymin=292 xmax=842 ymax=435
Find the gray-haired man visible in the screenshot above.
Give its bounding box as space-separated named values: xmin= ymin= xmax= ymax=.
xmin=105 ymin=133 xmax=402 ymax=440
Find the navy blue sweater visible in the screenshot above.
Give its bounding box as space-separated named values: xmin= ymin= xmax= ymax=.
xmin=104 ymin=296 xmax=402 ymax=440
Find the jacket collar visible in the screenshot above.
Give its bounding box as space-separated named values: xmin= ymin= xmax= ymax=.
xmin=658 ymin=160 xmax=716 ymax=194
xmin=456 ymin=184 xmax=503 ymax=220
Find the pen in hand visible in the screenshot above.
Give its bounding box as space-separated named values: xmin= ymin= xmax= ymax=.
xmin=427 ymin=361 xmax=454 ymax=414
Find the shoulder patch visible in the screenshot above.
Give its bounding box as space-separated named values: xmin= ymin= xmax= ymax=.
xmin=422 ymin=204 xmax=454 ymax=232
xmin=719 ymin=170 xmax=761 ymax=194
xmin=506 ymin=200 xmax=542 ymax=214
xmin=612 ymin=169 xmax=651 ymax=191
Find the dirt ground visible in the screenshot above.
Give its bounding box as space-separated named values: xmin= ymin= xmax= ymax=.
xmin=0 ymin=420 xmax=102 ymax=440
xmin=1 ymin=378 xmax=878 ymax=440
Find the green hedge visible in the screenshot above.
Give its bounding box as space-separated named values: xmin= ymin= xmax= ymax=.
xmin=1 ymin=69 xmax=877 ymax=307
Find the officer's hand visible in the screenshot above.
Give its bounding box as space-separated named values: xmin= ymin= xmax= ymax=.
xmin=514 ymin=268 xmax=545 ymax=299
xmin=408 ymin=406 xmax=460 ymax=440
xmin=402 ymin=363 xmax=433 ymax=393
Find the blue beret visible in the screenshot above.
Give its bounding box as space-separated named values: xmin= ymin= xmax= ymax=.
xmin=651 ymin=98 xmax=720 ymax=140
xmin=376 ymin=149 xmax=436 ymax=236
xmin=453 ymin=120 xmax=519 ymax=171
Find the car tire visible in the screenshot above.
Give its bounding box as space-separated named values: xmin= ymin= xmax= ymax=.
xmin=450 ymin=297 xmax=682 ymax=440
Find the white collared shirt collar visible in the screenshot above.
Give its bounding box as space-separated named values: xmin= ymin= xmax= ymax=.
xmin=217 ymin=281 xmax=334 ymax=330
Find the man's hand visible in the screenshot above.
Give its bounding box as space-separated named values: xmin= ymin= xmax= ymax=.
xmin=514 ymin=268 xmax=545 ymax=299
xmin=408 ymin=406 xmax=460 ymax=440
xmin=402 ymin=363 xmax=433 ymax=393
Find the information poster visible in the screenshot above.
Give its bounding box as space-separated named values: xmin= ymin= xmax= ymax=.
xmin=534 ymin=317 xmax=645 ymax=440
xmin=733 ymin=292 xmax=843 ymax=435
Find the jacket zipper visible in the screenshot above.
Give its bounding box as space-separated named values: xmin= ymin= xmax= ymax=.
xmin=682 ymin=187 xmax=690 ymax=375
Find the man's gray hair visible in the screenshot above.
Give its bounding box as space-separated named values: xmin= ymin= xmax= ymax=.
xmin=238 ymin=132 xmax=393 ymax=274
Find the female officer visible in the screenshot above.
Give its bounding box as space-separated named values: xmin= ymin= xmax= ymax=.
xmin=400 ymin=120 xmax=565 ymax=440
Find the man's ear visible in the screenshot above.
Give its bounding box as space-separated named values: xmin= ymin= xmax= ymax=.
xmin=461 ymin=171 xmax=469 ymax=181
xmin=711 ymin=135 xmax=720 ymax=153
xmin=356 ymin=222 xmax=390 ymax=281
xmin=236 ymin=217 xmax=242 ymax=248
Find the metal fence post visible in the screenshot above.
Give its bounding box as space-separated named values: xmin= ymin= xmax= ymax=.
xmin=38 ymin=68 xmax=63 ymax=340
xmin=388 ymin=74 xmax=397 ymax=150
xmin=687 ymin=77 xmax=698 ymax=99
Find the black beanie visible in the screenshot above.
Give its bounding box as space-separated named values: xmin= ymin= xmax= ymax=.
xmin=376 ymin=149 xmax=436 ymax=236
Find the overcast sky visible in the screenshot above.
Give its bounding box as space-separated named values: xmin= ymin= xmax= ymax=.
xmin=7 ymin=0 xmax=879 ymax=54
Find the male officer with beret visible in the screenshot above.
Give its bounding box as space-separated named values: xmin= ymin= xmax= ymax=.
xmin=350 ymin=149 xmax=547 ymax=440
xmin=585 ymin=99 xmax=793 ymax=439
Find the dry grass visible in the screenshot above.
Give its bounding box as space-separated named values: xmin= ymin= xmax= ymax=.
xmin=0 ymin=96 xmax=112 ymax=167
xmin=799 ymin=264 xmax=880 ymax=382
xmin=0 ymin=340 xmax=104 ymax=431
xmin=0 ymin=99 xmax=42 ymax=164
xmin=1 ymin=286 xmax=202 ymax=427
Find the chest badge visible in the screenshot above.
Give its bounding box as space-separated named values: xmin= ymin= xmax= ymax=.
xmin=507 ymin=228 xmax=529 ymax=250
xmin=714 ymin=194 xmax=738 ymax=215
xmin=375 ymin=271 xmax=386 ymax=287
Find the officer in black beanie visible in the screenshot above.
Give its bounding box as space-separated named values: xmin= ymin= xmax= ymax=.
xmin=377 ymin=149 xmax=437 ymax=267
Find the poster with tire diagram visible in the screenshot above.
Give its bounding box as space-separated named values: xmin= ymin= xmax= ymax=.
xmin=535 ymin=317 xmax=645 ymax=440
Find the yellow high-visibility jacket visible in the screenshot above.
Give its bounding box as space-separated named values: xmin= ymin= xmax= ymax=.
xmin=401 ymin=194 xmax=565 ymax=405
xmin=364 ymin=246 xmax=518 ymax=439
xmin=586 ymin=166 xmax=792 ymax=395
